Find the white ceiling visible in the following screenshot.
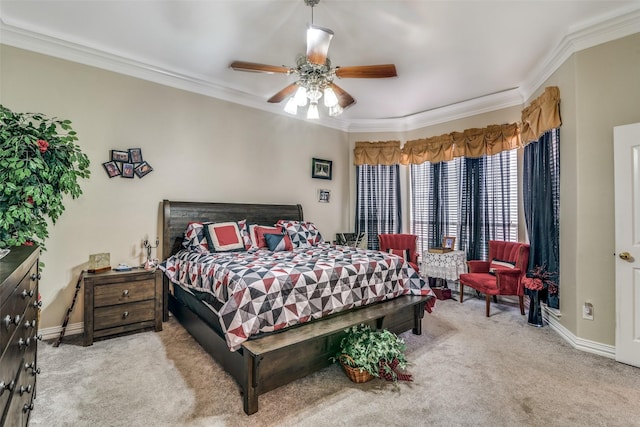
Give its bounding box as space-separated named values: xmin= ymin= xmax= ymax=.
xmin=1 ymin=1 xmax=639 ymax=132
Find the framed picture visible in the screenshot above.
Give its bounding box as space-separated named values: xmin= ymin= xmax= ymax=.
xmin=318 ymin=188 xmax=331 ymax=203
xmin=134 ymin=161 xmax=153 ymax=178
xmin=129 ymin=148 xmax=143 ymax=164
xmin=312 ymin=158 xmax=332 ymax=180
xmin=443 ymin=236 xmax=456 ymax=249
xmin=102 ymin=161 xmax=121 ymax=178
xmin=111 ymin=149 xmax=129 ymax=162
xmin=121 ymin=163 xmax=135 ymax=178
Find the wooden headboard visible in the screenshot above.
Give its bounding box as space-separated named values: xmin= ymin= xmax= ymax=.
xmin=161 ymin=200 xmax=304 ymax=259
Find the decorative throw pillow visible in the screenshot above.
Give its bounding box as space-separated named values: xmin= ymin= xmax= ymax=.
xmin=251 ymin=225 xmax=283 ymax=249
xmin=264 ymin=233 xmax=293 ymax=252
xmin=204 ymin=222 xmax=245 ymax=252
xmin=237 ymin=219 xmax=252 ymax=250
xmin=276 ymin=220 xmax=324 ymax=248
xmin=388 ymin=248 xmax=411 ymax=262
xmin=182 ymin=221 xmax=211 ymax=253
xmin=489 ymin=259 xmax=516 ymax=274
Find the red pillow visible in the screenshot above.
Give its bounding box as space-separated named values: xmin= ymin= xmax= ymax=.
xmin=253 ymin=225 xmax=283 ymax=248
xmin=205 ymin=222 xmax=244 ymax=252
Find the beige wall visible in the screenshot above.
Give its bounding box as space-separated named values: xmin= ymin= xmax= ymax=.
xmin=0 ymin=45 xmax=350 ymax=330
xmin=542 ymin=32 xmax=640 ymax=345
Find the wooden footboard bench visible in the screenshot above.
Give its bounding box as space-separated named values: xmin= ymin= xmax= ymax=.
xmin=169 ymin=291 xmax=428 ymax=414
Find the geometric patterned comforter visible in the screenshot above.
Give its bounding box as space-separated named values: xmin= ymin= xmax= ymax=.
xmin=161 ymin=243 xmax=436 ymax=351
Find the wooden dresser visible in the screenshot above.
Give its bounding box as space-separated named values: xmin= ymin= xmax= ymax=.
xmin=83 ymin=268 xmax=162 ymax=346
xmin=0 ymin=246 xmax=41 ymax=426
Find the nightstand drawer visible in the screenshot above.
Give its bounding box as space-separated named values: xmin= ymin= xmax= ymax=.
xmin=94 ymin=279 xmax=155 ymax=307
xmin=84 ymin=269 xmax=162 ymax=346
xmin=94 ymin=300 xmax=155 ymax=330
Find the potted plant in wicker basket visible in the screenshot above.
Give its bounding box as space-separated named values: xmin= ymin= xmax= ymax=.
xmin=332 ymin=324 xmax=412 ymax=383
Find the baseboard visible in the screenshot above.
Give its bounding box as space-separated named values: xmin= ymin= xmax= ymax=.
xmin=543 ymin=306 xmax=615 ymax=359
xmin=40 ymin=308 xmax=615 ymax=360
xmin=40 ymin=322 xmax=84 ymax=341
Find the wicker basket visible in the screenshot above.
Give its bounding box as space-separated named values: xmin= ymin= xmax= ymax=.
xmin=339 ymin=355 xmax=374 ymax=383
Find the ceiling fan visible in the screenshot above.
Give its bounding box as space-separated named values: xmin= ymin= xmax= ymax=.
xmin=229 ymin=0 xmax=397 ymax=119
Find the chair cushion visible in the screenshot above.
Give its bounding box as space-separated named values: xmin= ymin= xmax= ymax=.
xmin=459 ymin=273 xmax=500 ymax=295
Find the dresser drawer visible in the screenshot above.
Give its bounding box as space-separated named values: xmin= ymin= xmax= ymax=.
xmin=0 ymin=263 xmax=38 ymax=356
xmin=94 ymin=300 xmax=156 ymax=330
xmin=94 ymin=279 xmax=155 ymax=307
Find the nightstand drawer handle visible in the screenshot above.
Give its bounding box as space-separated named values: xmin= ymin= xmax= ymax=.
xmin=122 ymin=311 xmax=129 ymax=319
xmin=30 ymin=273 xmax=41 ymax=281
xmin=122 ymin=289 xmax=129 ymax=297
xmin=23 ymin=402 xmax=34 ymax=413
xmin=21 ymin=289 xmax=35 ymax=299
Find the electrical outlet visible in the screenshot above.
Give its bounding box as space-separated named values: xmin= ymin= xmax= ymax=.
xmin=583 ymin=302 xmax=594 ymax=320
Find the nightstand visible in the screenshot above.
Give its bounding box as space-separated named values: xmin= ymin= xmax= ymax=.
xmin=83 ymin=268 xmax=162 ymax=346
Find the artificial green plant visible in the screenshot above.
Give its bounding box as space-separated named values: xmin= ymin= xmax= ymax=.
xmin=0 ymin=104 xmax=90 ymax=250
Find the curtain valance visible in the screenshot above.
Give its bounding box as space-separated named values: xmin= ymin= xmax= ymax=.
xmin=353 ymin=140 xmax=401 ymax=166
xmin=399 ymin=123 xmax=521 ymax=164
xmin=400 ymin=134 xmax=454 ymax=164
xmin=521 ymin=86 xmax=561 ymax=145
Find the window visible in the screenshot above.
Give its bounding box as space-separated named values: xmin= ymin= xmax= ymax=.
xmin=411 ymin=149 xmax=518 ymax=260
xmin=356 ymin=165 xmax=401 ymax=250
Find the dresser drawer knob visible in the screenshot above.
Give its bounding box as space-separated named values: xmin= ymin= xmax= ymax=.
xmin=24 ymin=362 xmax=40 ymax=375
xmin=4 ymin=314 xmax=20 ymax=330
xmin=32 ymin=300 xmax=43 ymax=309
xmin=19 ymin=384 xmax=32 ymax=395
xmin=30 ymin=273 xmax=41 ymax=281
xmin=122 ymin=289 xmax=129 ymax=297
xmin=0 ymin=380 xmax=15 ymax=395
xmin=23 ymin=402 xmax=34 ymax=413
xmin=21 ymin=289 xmax=35 ymax=299
xmin=122 ymin=311 xmax=129 ymax=319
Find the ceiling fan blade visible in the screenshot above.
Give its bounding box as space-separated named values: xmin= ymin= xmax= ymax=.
xmin=328 ymin=83 xmax=355 ymax=109
xmin=230 ymin=61 xmax=291 ymax=74
xmin=306 ymin=25 xmax=334 ymax=65
xmin=335 ymin=64 xmax=398 ymax=79
xmin=267 ymin=83 xmax=298 ymax=103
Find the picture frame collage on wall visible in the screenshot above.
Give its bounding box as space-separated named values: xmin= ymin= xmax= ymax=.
xmin=103 ymin=148 xmax=153 ymax=179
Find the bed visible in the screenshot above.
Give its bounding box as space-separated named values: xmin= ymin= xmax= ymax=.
xmin=160 ymin=200 xmax=435 ymax=414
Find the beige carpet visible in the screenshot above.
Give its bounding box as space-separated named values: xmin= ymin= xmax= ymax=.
xmin=31 ymin=297 xmax=640 ymax=426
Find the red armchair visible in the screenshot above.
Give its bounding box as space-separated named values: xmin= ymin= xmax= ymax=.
xmin=459 ymin=240 xmax=530 ymax=317
xmin=378 ymin=234 xmax=419 ymax=272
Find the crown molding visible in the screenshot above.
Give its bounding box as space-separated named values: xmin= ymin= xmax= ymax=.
xmin=520 ymin=5 xmax=640 ymax=102
xmin=2 ymin=6 xmax=639 ymax=133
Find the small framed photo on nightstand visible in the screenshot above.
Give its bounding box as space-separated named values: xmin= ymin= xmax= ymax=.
xmin=443 ymin=236 xmax=456 ymax=250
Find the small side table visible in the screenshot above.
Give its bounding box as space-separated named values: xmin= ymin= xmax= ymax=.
xmin=422 ymin=250 xmax=467 ymax=294
xmin=83 ymin=268 xmax=163 ymax=346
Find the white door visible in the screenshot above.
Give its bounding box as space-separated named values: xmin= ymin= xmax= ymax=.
xmin=614 ymin=122 xmax=640 ymax=367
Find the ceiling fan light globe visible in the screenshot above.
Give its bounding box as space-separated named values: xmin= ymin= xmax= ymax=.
xmin=323 ymin=87 xmax=338 ymax=107
xmin=307 ymin=103 xmax=320 ymax=119
xmin=284 ymin=97 xmax=298 ymax=115
xmin=329 ymin=105 xmax=344 ymax=117
xmin=294 ymin=87 xmax=308 ymax=106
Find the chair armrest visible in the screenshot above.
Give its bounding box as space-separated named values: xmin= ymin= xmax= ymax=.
xmin=467 ymin=260 xmax=490 ymax=273
xmin=494 ymin=269 xmax=523 ymax=293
